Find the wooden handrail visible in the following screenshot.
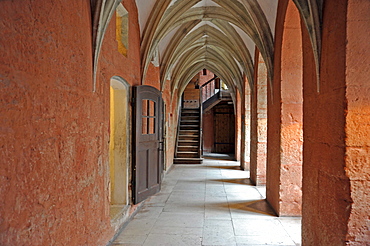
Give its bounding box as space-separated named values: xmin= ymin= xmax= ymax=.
xmin=200 ymin=75 xmax=217 ymax=88
xmin=199 ymin=88 xmax=203 ymax=157
xmin=174 ymin=106 xmax=182 ymax=158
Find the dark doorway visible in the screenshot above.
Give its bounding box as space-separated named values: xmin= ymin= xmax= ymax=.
xmin=213 ymin=102 xmax=235 ymax=153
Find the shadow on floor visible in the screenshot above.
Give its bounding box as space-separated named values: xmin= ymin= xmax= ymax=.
xmin=208 ymin=178 xmax=253 ymax=185
xmin=222 ymin=199 xmax=277 ymax=217
xmin=203 ymin=152 xmax=235 ymax=160
xmin=205 ymin=165 xmax=242 ymax=170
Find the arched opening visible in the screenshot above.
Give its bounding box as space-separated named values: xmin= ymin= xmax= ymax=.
xmin=174 ymin=70 xmax=237 ymax=164
xmin=109 ymin=77 xmax=130 ymax=225
xmin=266 ymin=0 xmax=303 ymax=217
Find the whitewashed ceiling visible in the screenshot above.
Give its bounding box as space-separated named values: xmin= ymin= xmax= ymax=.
xmin=92 ymin=0 xmax=321 ymax=94
xmin=135 ymin=0 xmax=277 ymax=97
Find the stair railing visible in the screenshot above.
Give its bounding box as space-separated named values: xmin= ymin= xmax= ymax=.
xmin=199 ymin=87 xmax=203 ymax=157
xmin=174 ymin=105 xmax=182 ymax=158
xmin=200 ymin=75 xmax=218 ymax=103
xmin=198 ymin=75 xmax=218 ymax=157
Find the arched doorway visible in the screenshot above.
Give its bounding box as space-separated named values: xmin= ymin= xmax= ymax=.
xmin=109 ymin=76 xmax=131 ymax=226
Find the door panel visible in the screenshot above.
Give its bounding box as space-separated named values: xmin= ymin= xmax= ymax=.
xmin=214 ymin=103 xmax=235 ymax=153
xmin=133 ymin=85 xmax=163 ymax=204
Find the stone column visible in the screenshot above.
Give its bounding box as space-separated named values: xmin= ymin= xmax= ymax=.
xmin=266 ymin=0 xmax=303 ymax=217
xmin=250 ymin=52 xmax=267 ymax=185
xmin=302 ymin=0 xmax=370 ymax=244
xmin=241 ymin=76 xmax=252 ymax=171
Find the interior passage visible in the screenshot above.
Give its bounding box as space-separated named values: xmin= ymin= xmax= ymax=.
xmin=111 ymin=155 xmax=301 ymax=246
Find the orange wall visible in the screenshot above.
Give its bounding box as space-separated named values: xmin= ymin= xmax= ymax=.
xmin=266 ymin=0 xmax=303 ymax=217
xmin=345 ymin=0 xmax=370 ymax=243
xmin=0 ymin=0 xmax=149 ymax=245
xmin=302 ymin=0 xmax=350 ymax=244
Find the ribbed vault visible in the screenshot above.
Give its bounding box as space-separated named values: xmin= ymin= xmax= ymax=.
xmin=140 ymin=0 xmax=275 ymax=100
xmin=90 ymin=0 xmax=322 ymax=94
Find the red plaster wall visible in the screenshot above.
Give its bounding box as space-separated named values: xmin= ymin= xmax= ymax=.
xmin=143 ymin=63 xmax=161 ymax=90
xmin=302 ymin=0 xmax=352 ymax=244
xmin=162 ymin=79 xmax=179 ymax=169
xmin=0 ymin=0 xmax=146 ymax=245
xmin=267 ymin=0 xmax=302 ymax=217
xmin=98 ymin=0 xmax=141 ymax=87
xmin=0 ymin=1 xmax=112 ymax=245
xmin=198 ymin=70 xmax=215 ymax=87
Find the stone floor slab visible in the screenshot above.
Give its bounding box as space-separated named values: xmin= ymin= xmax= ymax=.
xmin=111 ymin=156 xmax=301 ymax=246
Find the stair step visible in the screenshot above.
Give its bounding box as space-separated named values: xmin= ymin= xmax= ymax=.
xmin=181 ymin=113 xmax=199 ymax=117
xmin=178 ymin=134 xmax=199 ymax=138
xmin=181 ymin=116 xmax=199 ymax=119
xmin=175 ymin=108 xmax=202 ymax=164
xmin=179 ymin=136 xmax=199 ymax=139
xmin=173 ymin=158 xmax=203 ymax=164
xmin=179 ymin=132 xmax=199 ymax=136
xmin=178 ymin=138 xmax=199 ymax=142
xmin=177 ymin=146 xmax=199 ymax=151
xmin=176 ymin=153 xmax=199 ymax=158
xmin=181 ymin=120 xmax=199 ymax=122
xmin=182 ymin=109 xmax=199 ymax=112
xmin=180 ymin=127 xmax=199 ymax=131
xmin=181 ymin=121 xmax=199 ymax=124
xmin=178 ymin=141 xmax=199 ymax=146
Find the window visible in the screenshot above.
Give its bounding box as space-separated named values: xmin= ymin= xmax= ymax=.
xmin=142 ymin=99 xmax=156 ymax=134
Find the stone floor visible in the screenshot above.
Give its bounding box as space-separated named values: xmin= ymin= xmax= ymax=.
xmin=110 ymin=156 xmax=301 ymax=246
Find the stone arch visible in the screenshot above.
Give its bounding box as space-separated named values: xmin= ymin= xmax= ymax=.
xmin=160 ymin=23 xmax=254 ymax=93
xmin=140 ymin=0 xmax=274 ymax=91
xmin=92 ymin=0 xmax=122 ymax=91
xmin=266 ymin=0 xmax=303 ymax=217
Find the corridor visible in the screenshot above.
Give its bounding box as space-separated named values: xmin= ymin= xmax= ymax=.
xmin=110 ymin=156 xmax=301 ymax=246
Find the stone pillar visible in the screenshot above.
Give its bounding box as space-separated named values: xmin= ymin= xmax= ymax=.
xmin=235 ymin=90 xmax=242 ymax=161
xmin=302 ymin=0 xmax=370 ymax=244
xmin=345 ymin=0 xmax=370 ymax=243
xmin=241 ymin=76 xmax=251 ymax=171
xmin=250 ymin=52 xmax=267 ymax=185
xmin=266 ymin=0 xmax=303 ymax=217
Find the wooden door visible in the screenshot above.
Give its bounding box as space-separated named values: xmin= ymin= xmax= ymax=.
xmin=214 ymin=103 xmax=235 ymax=153
xmin=132 ymin=85 xmax=164 ymax=204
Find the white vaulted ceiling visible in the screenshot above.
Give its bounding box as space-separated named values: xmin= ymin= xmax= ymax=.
xmin=92 ymin=0 xmax=321 ymax=94
xmin=136 ymin=0 xmax=276 ymax=99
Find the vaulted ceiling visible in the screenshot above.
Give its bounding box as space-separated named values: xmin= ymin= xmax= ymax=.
xmin=137 ymin=0 xmax=277 ymax=98
xmin=92 ymin=0 xmax=322 ymax=96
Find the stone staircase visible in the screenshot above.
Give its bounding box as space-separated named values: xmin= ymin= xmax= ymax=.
xmin=174 ymin=108 xmax=203 ymax=164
